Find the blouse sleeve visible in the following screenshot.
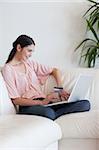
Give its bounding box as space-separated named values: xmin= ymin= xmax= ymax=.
xmin=31 ymin=60 xmax=53 ymax=85
xmin=1 ymin=65 xmax=20 ymax=99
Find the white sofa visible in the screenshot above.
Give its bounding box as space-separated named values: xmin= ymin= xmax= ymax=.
xmin=0 ymin=68 xmax=99 ymax=150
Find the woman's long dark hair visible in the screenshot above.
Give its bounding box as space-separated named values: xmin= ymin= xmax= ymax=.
xmin=6 ymin=35 xmax=35 ymax=63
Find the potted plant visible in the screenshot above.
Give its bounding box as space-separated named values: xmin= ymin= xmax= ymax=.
xmin=75 ymin=0 xmax=99 ymax=68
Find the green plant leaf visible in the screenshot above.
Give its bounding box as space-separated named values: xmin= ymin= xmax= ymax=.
xmin=85 ymin=9 xmax=99 ymax=31
xmin=84 ymin=45 xmax=99 ymax=49
xmin=75 ymin=38 xmax=97 ymax=51
xmin=75 ymin=38 xmax=94 ymax=51
xmin=84 ymin=48 xmax=91 ymax=62
xmin=87 ymin=17 xmax=97 ymax=30
xmin=87 ymin=47 xmax=97 ymax=67
xmin=89 ymin=10 xmax=99 ymax=27
xmin=83 ymin=0 xmax=99 ymax=18
xmin=90 ymin=7 xmax=99 ymax=17
xmin=74 ymin=0 xmax=99 ymax=68
xmin=86 ymin=19 xmax=99 ymax=41
xmin=83 ymin=4 xmax=97 ymax=17
xmin=97 ymin=20 xmax=99 ymax=31
xmin=92 ymin=48 xmax=97 ymax=66
xmin=87 ymin=0 xmax=97 ymax=4
xmin=87 ymin=51 xmax=93 ymax=67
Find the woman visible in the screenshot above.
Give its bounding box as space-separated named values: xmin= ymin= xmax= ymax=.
xmin=1 ymin=35 xmax=90 ymax=120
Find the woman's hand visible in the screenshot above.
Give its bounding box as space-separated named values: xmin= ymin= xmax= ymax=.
xmin=35 ymin=94 xmax=59 ymax=105
xmin=39 ymin=90 xmax=70 ymax=106
xmin=46 ymin=92 xmax=60 ymax=103
xmin=47 ymin=92 xmax=59 ymax=99
xmin=41 ymin=99 xmax=51 ymax=105
xmin=59 ymin=90 xmax=70 ymax=101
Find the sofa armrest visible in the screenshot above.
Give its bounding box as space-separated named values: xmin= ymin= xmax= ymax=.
xmin=0 ymin=72 xmax=16 ymax=114
xmin=0 ymin=115 xmax=62 ymax=149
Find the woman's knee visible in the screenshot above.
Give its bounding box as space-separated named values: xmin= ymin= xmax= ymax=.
xmin=78 ymin=100 xmax=91 ymax=111
xmin=44 ymin=107 xmax=56 ymax=120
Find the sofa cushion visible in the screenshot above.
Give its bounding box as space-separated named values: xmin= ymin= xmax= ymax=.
xmin=0 ymin=115 xmax=62 ymax=149
xmin=0 ymin=72 xmax=16 ymax=114
xmin=61 ymin=68 xmax=99 ymax=110
xmin=55 ymin=110 xmax=99 ymax=139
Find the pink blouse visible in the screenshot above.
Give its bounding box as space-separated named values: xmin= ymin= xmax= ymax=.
xmin=1 ymin=60 xmax=53 ymax=99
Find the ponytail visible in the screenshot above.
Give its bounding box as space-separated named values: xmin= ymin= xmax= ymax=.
xmin=6 ymin=48 xmax=16 ymax=63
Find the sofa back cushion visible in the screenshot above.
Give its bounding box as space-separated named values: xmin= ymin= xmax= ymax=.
xmin=61 ymin=68 xmax=98 ymax=110
xmin=0 ymin=72 xmax=16 ymax=115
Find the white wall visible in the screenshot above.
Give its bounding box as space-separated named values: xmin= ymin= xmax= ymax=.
xmin=0 ymin=0 xmax=88 ymax=69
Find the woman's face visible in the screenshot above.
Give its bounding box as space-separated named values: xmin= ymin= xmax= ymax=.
xmin=17 ymin=44 xmax=35 ymax=61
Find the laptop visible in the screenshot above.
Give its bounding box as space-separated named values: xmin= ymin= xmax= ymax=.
xmin=44 ymin=74 xmax=93 ymax=106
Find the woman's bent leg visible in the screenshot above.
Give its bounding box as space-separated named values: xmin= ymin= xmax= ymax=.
xmin=19 ymin=105 xmax=56 ymax=120
xmin=51 ymin=100 xmax=90 ymax=119
xmin=18 ymin=100 xmax=90 ymax=120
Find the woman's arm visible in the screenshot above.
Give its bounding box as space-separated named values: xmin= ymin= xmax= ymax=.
xmin=51 ymin=68 xmax=62 ymax=87
xmin=50 ymin=68 xmax=70 ymax=101
xmin=12 ymin=97 xmax=50 ymax=106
